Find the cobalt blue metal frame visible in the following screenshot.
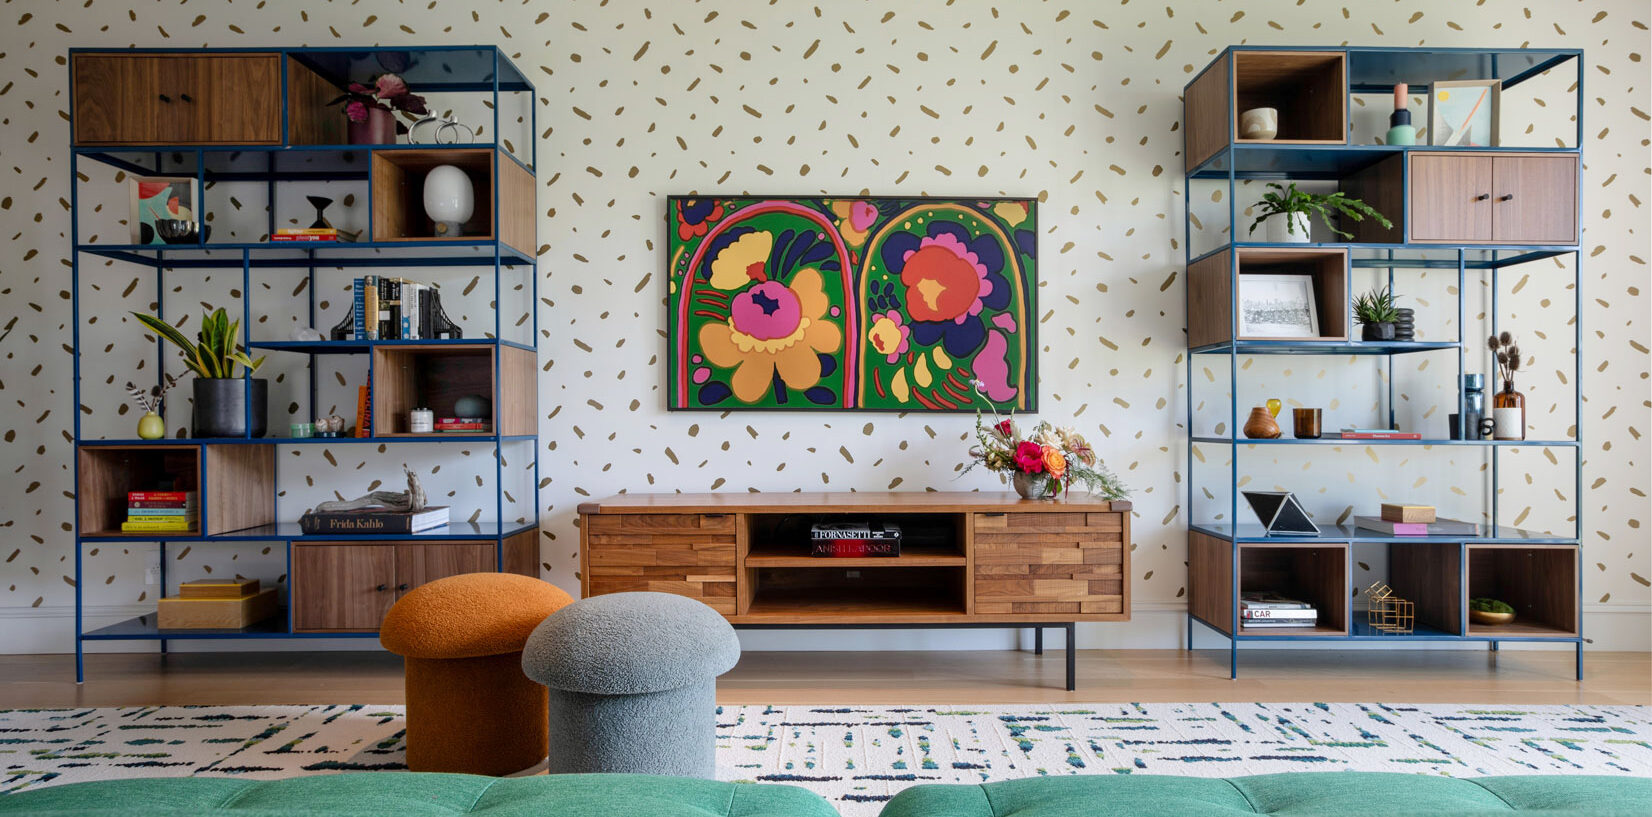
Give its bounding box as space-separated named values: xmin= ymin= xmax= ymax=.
xmin=1181 ymin=45 xmax=1584 ymax=681
xmin=70 ymin=46 xmax=540 ymax=682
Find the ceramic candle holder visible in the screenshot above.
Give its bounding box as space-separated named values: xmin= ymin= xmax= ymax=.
xmin=1239 ymin=107 xmax=1279 ymax=140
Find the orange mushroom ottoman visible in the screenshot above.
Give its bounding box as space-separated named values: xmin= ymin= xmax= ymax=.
xmin=379 ymin=572 xmax=573 ymax=776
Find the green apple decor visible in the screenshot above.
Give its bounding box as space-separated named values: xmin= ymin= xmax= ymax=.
xmin=131 ymin=308 xmax=268 ymax=438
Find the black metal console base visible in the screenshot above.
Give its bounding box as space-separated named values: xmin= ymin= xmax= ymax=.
xmin=733 ymin=622 xmax=1077 ymax=691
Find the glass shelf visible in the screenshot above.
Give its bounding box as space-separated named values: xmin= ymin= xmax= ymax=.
xmin=1192 ymin=436 xmax=1578 ymax=448
xmin=1190 ymin=522 xmax=1577 ymax=545
xmin=1189 ymin=340 xmax=1458 ymax=356
xmin=76 ymin=240 xmax=536 ymax=268
xmin=250 ymin=337 xmax=534 ymax=355
xmin=1190 ymin=144 xmax=1580 ymax=181
xmin=78 ymin=520 xmax=538 ymax=544
xmin=81 ymin=610 xmax=381 ymax=641
xmin=78 ymin=435 xmax=536 ymax=446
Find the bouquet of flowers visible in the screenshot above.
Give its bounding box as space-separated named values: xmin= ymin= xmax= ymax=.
xmin=965 ymin=412 xmax=1129 ymax=500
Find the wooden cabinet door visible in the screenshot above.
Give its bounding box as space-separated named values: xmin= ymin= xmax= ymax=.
xmin=973 ymin=511 xmax=1128 ymax=620
xmin=584 ymin=514 xmax=737 ymax=614
xmin=1409 ymin=154 xmax=1492 ymax=242
xmin=292 ymin=544 xmax=396 ymax=631
xmin=72 ymin=54 xmax=279 ymax=145
xmin=72 ymin=55 xmax=160 ymax=144
xmin=191 ymin=55 xmax=281 ymax=144
xmin=1492 ymin=155 xmax=1578 ymax=244
xmin=394 ymin=543 xmax=496 ymax=597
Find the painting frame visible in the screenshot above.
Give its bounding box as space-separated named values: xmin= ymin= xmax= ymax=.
xmin=128 ymin=175 xmax=200 ymax=245
xmin=1427 ymin=79 xmax=1501 ymax=147
xmin=665 ymin=195 xmax=1039 ymax=412
xmin=1237 ymin=273 xmax=1320 ymax=339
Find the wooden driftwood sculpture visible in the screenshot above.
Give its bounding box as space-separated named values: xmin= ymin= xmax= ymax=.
xmin=311 ymin=467 xmax=428 ymax=514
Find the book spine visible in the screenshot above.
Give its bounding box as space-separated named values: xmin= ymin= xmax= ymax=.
xmin=127 ymin=491 xmax=195 ymax=501
xmin=810 ymin=540 xmax=899 ymax=557
xmin=352 ymin=277 xmax=366 ymax=341
xmin=364 ymin=276 xmax=379 ymax=340
xmin=299 ymin=514 xmax=413 ymax=534
xmin=126 ymin=515 xmax=199 ymax=523
xmin=1337 ymin=433 xmax=1421 ymax=439
xmin=418 ymin=287 xmax=432 ymax=340
xmin=127 ymin=500 xmax=197 ymax=509
xmin=355 ymin=385 xmax=371 ymax=438
xmin=1241 ymin=609 xmax=1320 ymax=620
xmin=125 ymin=507 xmax=196 ymax=516
xmin=121 ymin=521 xmax=197 ymax=531
xmin=268 ymin=234 xmax=337 ymax=242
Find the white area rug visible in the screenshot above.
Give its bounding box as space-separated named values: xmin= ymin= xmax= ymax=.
xmin=2 ymin=703 xmax=1649 ymax=815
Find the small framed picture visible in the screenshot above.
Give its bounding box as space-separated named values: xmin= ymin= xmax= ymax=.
xmin=129 ymin=176 xmax=199 ymax=245
xmin=1427 ymin=80 xmax=1500 ymax=147
xmin=1238 ymin=274 xmax=1320 ymax=338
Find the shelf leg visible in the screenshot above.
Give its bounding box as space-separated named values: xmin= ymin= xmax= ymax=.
xmin=1230 ymin=640 xmax=1238 ymax=680
xmin=1575 ymin=642 xmax=1584 ymax=682
xmin=1064 ymin=622 xmax=1076 ymax=692
xmin=1034 ymin=627 xmax=1043 ymax=655
xmin=1489 ymin=640 xmax=1498 ymax=652
xmin=1187 ymin=613 xmax=1193 ymax=650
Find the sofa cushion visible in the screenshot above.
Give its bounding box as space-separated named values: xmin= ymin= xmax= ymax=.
xmin=879 ymin=773 xmax=1652 ymax=817
xmin=0 ymin=773 xmax=838 ymax=817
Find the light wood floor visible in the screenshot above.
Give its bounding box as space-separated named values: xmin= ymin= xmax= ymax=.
xmin=2 ymin=649 xmax=1644 ymax=708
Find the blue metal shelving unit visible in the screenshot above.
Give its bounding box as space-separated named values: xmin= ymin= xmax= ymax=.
xmin=69 ymin=46 xmax=539 ymax=681
xmin=1181 ymin=46 xmax=1584 ymax=679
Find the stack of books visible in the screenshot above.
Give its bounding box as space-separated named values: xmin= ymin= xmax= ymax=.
xmin=1239 ymin=591 xmax=1319 ymax=629
xmin=121 ymin=491 xmax=197 ymax=533
xmin=435 ymin=417 xmax=491 ymax=433
xmin=270 ymin=227 xmax=357 ymax=243
xmin=809 ymin=521 xmax=902 ymax=557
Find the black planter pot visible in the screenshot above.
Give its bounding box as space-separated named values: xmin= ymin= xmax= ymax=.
xmin=1361 ymin=322 xmax=1397 ymax=341
xmin=192 ymin=378 xmax=268 ymax=438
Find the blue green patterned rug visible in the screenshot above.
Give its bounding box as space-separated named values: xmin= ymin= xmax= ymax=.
xmin=2 ymin=703 xmax=1648 ymax=815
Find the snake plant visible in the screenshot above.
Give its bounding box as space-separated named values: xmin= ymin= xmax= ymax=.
xmin=131 ymin=308 xmax=265 ymax=379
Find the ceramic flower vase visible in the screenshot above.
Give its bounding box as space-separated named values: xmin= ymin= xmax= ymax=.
xmin=1243 ymin=406 xmax=1282 ymax=439
xmin=1013 ymin=471 xmax=1057 ymax=500
xmin=1265 ymin=212 xmax=1312 ymax=243
xmin=136 ymin=411 xmax=165 ymax=440
xmin=348 ymin=106 xmax=398 ymax=145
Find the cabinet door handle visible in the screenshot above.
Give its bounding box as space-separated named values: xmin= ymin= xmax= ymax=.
xmin=397 ymin=583 xmax=409 ymax=591
xmin=179 ymin=92 xmax=194 ymax=103
xmin=375 ymin=583 xmax=387 ymax=592
xmin=980 ymin=512 xmax=1007 ymax=517
xmin=1473 ymin=193 xmax=1490 ymax=201
xmin=157 ymin=94 xmax=172 ymax=104
xmin=1497 ymin=194 xmax=1514 ymax=202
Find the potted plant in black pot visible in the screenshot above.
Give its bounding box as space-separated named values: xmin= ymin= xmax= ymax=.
xmin=1353 ymin=287 xmax=1401 ymax=341
xmin=132 ymin=308 xmax=268 ymax=438
xmin=1247 ymin=182 xmax=1393 ymax=244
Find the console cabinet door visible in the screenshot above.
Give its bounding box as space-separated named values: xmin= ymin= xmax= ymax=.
xmin=1409 ymin=154 xmax=1493 ymax=242
xmin=292 ymin=543 xmax=397 ymax=631
xmin=973 ymin=512 xmax=1128 ymax=619
xmin=72 ymin=54 xmax=280 ymax=146
xmin=585 ymin=514 xmax=737 ymax=613
xmin=1491 ymin=155 xmax=1578 ymax=244
xmin=394 ymin=542 xmax=496 ymax=598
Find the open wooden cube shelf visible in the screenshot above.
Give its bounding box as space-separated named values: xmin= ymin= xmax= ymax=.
xmin=370 ymin=148 xmax=535 ymax=257
xmin=1232 ymin=51 xmax=1347 ymax=144
xmin=1466 ymin=546 xmax=1579 ymax=637
xmin=371 ymin=343 xmax=535 ymax=437
xmin=1236 ymin=543 xmax=1348 ymax=636
xmin=77 ymin=444 xmax=274 ymax=537
xmin=1188 ymin=247 xmax=1348 ymax=347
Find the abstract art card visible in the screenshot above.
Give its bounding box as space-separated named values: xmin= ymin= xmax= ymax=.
xmin=128 ymin=176 xmax=199 ymax=245
xmin=667 ymin=196 xmax=1037 ymax=412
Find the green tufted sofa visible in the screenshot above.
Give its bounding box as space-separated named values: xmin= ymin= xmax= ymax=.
xmin=879 ymin=773 xmax=1652 ymax=817
xmin=2 ymin=772 xmax=1647 ymax=816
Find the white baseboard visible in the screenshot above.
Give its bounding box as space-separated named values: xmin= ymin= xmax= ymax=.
xmin=3 ymin=601 xmax=1646 ymax=655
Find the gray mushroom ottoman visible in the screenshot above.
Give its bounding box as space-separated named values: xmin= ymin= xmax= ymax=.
xmin=521 ymin=591 xmax=741 ymax=779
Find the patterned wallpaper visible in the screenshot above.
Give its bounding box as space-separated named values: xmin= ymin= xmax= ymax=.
xmin=0 ymin=0 xmax=1645 ymax=648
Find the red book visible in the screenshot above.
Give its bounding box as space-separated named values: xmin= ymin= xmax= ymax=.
xmin=127 ymin=491 xmax=196 ymax=501
xmin=1328 ymin=432 xmax=1423 ymax=440
xmin=269 ymin=234 xmax=337 ymax=242
xmin=810 ymin=539 xmax=899 ymax=557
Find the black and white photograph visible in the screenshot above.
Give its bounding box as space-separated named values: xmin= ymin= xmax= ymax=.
xmin=1238 ymin=274 xmax=1320 ymax=338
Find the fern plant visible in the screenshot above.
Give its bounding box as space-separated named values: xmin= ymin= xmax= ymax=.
xmin=131 ymin=308 xmax=265 ymax=379
xmin=1248 ymin=182 xmax=1393 ymax=240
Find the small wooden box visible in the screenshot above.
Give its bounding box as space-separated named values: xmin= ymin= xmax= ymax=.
xmin=1381 ymin=503 xmax=1437 ymax=523
xmin=157 ymin=588 xmax=278 ymax=629
xmin=178 ymin=578 xmax=259 ymax=599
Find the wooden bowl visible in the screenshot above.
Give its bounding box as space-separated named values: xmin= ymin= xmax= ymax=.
xmin=1470 ymin=609 xmax=1515 ymax=626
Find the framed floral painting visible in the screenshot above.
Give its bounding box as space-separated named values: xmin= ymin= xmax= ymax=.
xmin=667 ymin=196 xmax=1037 ymax=412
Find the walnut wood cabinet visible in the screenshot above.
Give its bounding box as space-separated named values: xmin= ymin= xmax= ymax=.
xmin=71 ymin=53 xmax=281 ymax=145
xmin=578 ymin=493 xmax=1132 ymax=625
xmin=291 ymin=537 xmax=527 ymax=632
xmin=1409 ymin=152 xmax=1578 ymax=245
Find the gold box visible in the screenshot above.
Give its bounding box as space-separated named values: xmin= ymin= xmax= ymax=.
xmin=156 ymin=588 xmax=278 ymax=629
xmin=1380 ymin=503 xmax=1436 ymax=524
xmin=178 ymin=578 xmax=260 ymax=599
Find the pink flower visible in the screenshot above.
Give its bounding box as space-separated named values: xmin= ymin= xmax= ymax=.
xmin=344 ymin=100 xmax=370 ymax=123
xmin=374 ymin=73 xmax=410 ymax=100
xmin=729 ymin=280 xmax=802 ymax=341
xmin=1013 ymin=441 xmax=1045 ymax=474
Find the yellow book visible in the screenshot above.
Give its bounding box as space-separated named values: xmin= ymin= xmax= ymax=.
xmin=120 ymin=520 xmax=197 ymax=532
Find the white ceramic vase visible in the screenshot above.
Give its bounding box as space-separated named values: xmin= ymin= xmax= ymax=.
xmin=1239 ymin=107 xmax=1279 ymax=140
xmin=1265 ymin=211 xmax=1312 ymax=243
xmin=423 ymin=165 xmax=475 ymax=237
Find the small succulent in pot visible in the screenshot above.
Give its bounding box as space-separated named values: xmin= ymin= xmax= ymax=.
xmin=1353 ymin=286 xmax=1401 ymax=341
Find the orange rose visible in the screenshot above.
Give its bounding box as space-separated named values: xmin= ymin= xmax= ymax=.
xmin=1041 ymin=446 xmax=1066 ymax=480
